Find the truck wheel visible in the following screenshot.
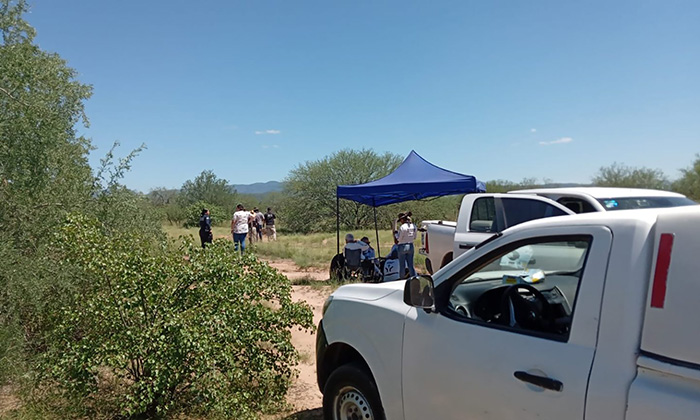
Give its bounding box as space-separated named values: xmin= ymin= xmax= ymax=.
xmin=323 ymin=363 xmax=385 ymax=420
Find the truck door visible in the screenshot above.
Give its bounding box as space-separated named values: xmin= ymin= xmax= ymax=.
xmin=453 ymin=195 xmax=573 ymax=259
xmin=403 ymin=225 xmax=612 ymax=420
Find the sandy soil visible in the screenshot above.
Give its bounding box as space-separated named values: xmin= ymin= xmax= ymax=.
xmin=0 ymin=385 xmax=19 ymax=418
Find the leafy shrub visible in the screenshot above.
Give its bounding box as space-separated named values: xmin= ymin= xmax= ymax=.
xmin=42 ymin=214 xmax=314 ymax=419
xmin=183 ymin=201 xmax=228 ymax=228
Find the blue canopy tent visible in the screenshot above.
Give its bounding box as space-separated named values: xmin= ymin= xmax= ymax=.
xmin=335 ymin=150 xmax=486 ymax=256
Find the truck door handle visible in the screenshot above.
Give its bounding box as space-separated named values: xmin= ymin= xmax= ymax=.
xmin=458 ymin=244 xmax=472 ymax=250
xmin=514 ymin=371 xmax=563 ymax=392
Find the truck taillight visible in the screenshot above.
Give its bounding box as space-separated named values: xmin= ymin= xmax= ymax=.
xmin=425 ymin=231 xmax=429 ymax=254
xmin=650 ymin=233 xmax=674 ymax=309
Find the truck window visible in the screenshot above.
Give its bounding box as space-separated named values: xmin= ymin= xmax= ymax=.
xmin=470 ymin=197 xmax=495 ymax=232
xmin=598 ymin=196 xmax=696 ymax=210
xmin=502 ymin=198 xmax=568 ymax=229
xmin=556 ymin=197 xmax=597 ymax=213
xmin=447 ymin=237 xmax=591 ymax=340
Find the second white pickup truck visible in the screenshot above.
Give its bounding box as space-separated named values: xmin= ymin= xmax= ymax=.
xmin=420 ymin=187 xmax=696 ymax=273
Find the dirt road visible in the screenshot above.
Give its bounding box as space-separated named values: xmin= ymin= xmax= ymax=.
xmin=263 ymin=259 xmax=331 ymax=420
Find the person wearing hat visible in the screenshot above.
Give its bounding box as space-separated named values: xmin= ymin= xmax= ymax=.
xmin=395 ymin=211 xmax=417 ymax=278
xmin=199 ymin=208 xmax=213 ymax=248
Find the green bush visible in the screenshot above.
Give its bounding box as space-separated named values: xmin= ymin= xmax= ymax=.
xmin=183 ymin=201 xmax=228 ymax=228
xmin=41 ymin=214 xmax=314 ymax=419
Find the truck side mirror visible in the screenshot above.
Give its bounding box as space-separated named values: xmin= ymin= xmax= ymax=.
xmin=403 ymin=275 xmax=436 ymax=311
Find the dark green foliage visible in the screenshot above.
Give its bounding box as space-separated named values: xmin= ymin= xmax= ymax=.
xmin=283 ymin=149 xmax=403 ymax=232
xmin=180 ymin=170 xmax=238 ymax=212
xmin=0 ymin=0 xmax=94 ymax=249
xmin=183 ymin=201 xmax=227 ymax=228
xmin=673 ymin=154 xmax=700 ymax=201
xmin=0 ymin=0 xmax=96 ymax=386
xmin=43 ymin=214 xmax=314 ymax=419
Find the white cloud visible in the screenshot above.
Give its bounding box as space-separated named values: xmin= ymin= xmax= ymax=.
xmin=530 ymin=128 xmax=537 ymax=133
xmin=539 ymin=137 xmax=573 ymax=146
xmin=261 ymin=144 xmax=280 ymax=149
xmin=255 ymin=129 xmax=281 ymax=135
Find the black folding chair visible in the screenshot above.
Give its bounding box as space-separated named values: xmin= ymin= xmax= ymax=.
xmin=342 ymin=248 xmax=363 ymax=280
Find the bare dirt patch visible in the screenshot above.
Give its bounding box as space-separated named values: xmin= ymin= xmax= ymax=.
xmin=263 ymin=258 xmax=328 ymax=282
xmin=263 ymin=258 xmax=333 ymax=420
xmin=0 ymin=385 xmax=20 ymax=417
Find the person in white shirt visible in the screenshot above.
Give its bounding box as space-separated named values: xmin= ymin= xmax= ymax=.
xmin=231 ymin=204 xmax=251 ymax=254
xmin=395 ymin=212 xmax=417 ymax=278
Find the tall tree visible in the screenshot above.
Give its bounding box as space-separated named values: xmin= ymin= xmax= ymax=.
xmin=673 ymin=154 xmax=700 ymax=200
xmin=0 ymin=0 xmax=94 ymax=246
xmin=179 ymin=170 xmax=237 ymax=210
xmin=592 ymin=162 xmax=669 ymax=190
xmin=284 ymin=149 xmax=403 ymax=232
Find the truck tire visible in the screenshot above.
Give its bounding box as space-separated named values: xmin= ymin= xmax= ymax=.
xmin=323 ymin=363 xmax=385 ymax=420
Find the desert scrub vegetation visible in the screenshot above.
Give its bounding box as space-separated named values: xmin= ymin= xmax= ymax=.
xmin=0 ymin=4 xmax=314 ymax=417
xmin=34 ymin=214 xmax=314 ymax=419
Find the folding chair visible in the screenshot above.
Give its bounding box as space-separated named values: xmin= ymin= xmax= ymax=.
xmin=342 ymin=248 xmax=363 ymax=280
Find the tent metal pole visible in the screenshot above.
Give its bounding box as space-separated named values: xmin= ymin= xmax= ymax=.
xmin=373 ymin=199 xmax=380 ymax=257
xmin=336 ymin=195 xmax=340 ymax=256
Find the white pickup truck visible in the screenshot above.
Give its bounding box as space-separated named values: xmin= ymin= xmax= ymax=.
xmin=317 ymin=206 xmax=700 ymax=420
xmin=420 ymin=187 xmax=696 ymax=274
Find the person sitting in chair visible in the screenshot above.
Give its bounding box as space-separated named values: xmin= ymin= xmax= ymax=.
xmin=344 ymin=233 xmax=369 ymax=255
xmin=343 ymin=234 xmax=369 ymax=279
xmin=360 ymin=237 xmax=381 ymax=279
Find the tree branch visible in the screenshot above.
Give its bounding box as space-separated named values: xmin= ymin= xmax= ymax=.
xmin=0 ymin=86 xmax=28 ymax=106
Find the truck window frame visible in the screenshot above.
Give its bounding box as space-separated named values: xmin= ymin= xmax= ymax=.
xmin=469 ymin=197 xmax=497 ymax=232
xmin=434 ymin=234 xmax=593 ymax=343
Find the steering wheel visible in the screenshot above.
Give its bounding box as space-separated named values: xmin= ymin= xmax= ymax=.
xmin=499 ymin=284 xmax=553 ymax=332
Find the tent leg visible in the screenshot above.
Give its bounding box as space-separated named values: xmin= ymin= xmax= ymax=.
xmin=373 ymin=201 xmax=380 ymax=257
xmin=336 ymin=195 xmax=340 ymax=256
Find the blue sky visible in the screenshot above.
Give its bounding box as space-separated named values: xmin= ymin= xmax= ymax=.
xmin=27 ymin=0 xmax=700 ymax=192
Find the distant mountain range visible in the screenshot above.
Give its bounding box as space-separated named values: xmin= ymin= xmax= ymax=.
xmin=232 ymin=181 xmax=284 ymax=195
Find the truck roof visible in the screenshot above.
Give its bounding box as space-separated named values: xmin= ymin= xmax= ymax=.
xmin=509 ymin=187 xmax=687 ymax=199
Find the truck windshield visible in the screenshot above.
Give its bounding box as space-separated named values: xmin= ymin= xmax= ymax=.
xmin=598 ymin=196 xmax=696 ymax=211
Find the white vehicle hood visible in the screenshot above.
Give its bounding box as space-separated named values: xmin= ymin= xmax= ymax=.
xmin=332 ymin=281 xmax=407 ymax=301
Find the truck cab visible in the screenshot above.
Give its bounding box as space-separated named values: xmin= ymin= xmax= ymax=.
xmin=420 ymin=193 xmax=573 ymax=273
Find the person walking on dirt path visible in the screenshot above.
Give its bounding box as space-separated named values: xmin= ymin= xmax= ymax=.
xmin=254 ymin=208 xmax=264 ymax=241
xmin=247 ymin=210 xmax=257 ymax=244
xmin=395 ymin=212 xmax=417 ymax=278
xmin=199 ymin=208 xmax=213 ymax=248
xmin=264 ymin=207 xmax=277 ymax=241
xmin=231 ymin=204 xmax=251 ymax=254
